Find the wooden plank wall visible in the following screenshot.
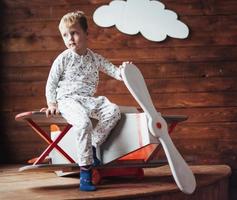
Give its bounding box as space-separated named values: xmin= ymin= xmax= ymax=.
xmin=0 ymin=0 xmax=237 ymax=198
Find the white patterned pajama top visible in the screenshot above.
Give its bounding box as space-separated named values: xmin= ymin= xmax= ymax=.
xmin=46 ymin=48 xmax=122 ymax=166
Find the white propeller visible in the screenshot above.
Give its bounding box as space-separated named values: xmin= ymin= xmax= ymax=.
xmin=121 ymin=63 xmax=196 ymax=194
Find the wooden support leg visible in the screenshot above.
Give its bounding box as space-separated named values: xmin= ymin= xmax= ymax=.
xmin=26 ymin=119 xmax=75 ymax=164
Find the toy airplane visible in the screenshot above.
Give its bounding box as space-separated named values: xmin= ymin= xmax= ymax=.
xmin=16 ymin=63 xmax=196 ymax=194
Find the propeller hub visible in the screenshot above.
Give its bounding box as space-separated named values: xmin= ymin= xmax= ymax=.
xmin=156 ymin=122 xmax=162 ymax=129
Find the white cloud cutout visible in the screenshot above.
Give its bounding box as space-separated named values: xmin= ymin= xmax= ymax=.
xmin=93 ymin=0 xmax=189 ymax=42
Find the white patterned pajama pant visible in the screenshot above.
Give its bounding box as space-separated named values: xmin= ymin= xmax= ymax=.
xmin=57 ymin=95 xmax=121 ymax=166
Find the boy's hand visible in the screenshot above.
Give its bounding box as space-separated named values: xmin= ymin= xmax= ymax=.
xmin=119 ymin=61 xmax=132 ymax=70
xmin=45 ymin=103 xmax=60 ymax=118
xmin=119 ymin=61 xmax=132 ymax=80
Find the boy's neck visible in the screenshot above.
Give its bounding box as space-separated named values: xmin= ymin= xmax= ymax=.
xmin=74 ymin=48 xmax=87 ymax=56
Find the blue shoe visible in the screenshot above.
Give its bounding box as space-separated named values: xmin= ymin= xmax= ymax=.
xmin=92 ymin=146 xmax=101 ymax=167
xmin=80 ymin=169 xmax=96 ymax=191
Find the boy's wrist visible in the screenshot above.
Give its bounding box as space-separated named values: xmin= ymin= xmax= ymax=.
xmin=47 ymin=102 xmax=58 ymax=108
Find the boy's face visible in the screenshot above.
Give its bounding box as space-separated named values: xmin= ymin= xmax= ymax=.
xmin=60 ymin=23 xmax=88 ymax=55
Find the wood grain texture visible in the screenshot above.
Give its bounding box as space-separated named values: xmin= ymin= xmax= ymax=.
xmin=1 ymin=15 xmax=237 ymax=52
xmin=0 ymin=164 xmax=231 ymax=200
xmin=2 ymin=45 xmax=237 ymax=66
xmin=0 ymin=0 xmax=237 ymax=199
xmin=1 ymin=62 xmax=237 ymax=82
xmin=1 ymin=77 xmax=237 ymax=97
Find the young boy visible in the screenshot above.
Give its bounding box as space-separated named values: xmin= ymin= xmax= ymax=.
xmin=45 ymin=11 xmax=127 ymax=191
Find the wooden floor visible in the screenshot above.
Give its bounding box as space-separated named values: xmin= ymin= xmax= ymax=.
xmin=0 ymin=164 xmax=231 ymax=200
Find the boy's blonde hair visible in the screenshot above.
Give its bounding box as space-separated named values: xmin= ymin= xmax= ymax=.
xmin=59 ymin=11 xmax=88 ymax=33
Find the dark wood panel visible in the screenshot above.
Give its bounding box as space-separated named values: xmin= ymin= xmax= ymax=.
xmin=0 ymin=66 xmax=50 ymax=82
xmin=173 ymin=140 xmax=237 ymax=168
xmin=76 ymin=92 xmax=237 ymax=109
xmin=1 ymin=51 xmax=59 ymax=67
xmin=173 ymin=122 xmax=237 ymax=140
xmin=2 ymin=92 xmax=237 ymax=112
xmin=2 ymin=0 xmax=237 ymax=21
xmin=195 ymin=0 xmax=237 ymax=15
xmin=2 ymin=30 xmax=237 ymax=52
xmin=1 ymin=62 xmax=237 ymax=82
xmin=2 ymin=0 xmax=111 ymax=7
xmin=1 ymin=77 xmax=237 ymax=97
xmin=166 ymin=0 xmax=237 ymax=16
xmin=0 ymin=165 xmax=231 ymax=200
xmin=1 ymin=142 xmax=48 ymax=162
xmin=1 ymin=0 xmax=108 ymax=6
xmin=1 ymin=20 xmax=60 ymax=38
xmin=60 ymin=46 xmax=237 ymax=63
xmin=1 ymin=15 xmax=237 ymax=52
xmin=135 ymin=62 xmax=237 ymax=79
xmin=1 ymin=36 xmax=64 ymax=53
xmin=1 ymin=4 xmax=99 ymax=22
xmin=3 ymin=15 xmax=236 ymax=38
xmin=2 ymin=46 xmax=237 ymax=67
xmin=92 ymin=77 xmax=237 ymax=94
xmin=160 ymin=107 xmax=237 ymax=123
